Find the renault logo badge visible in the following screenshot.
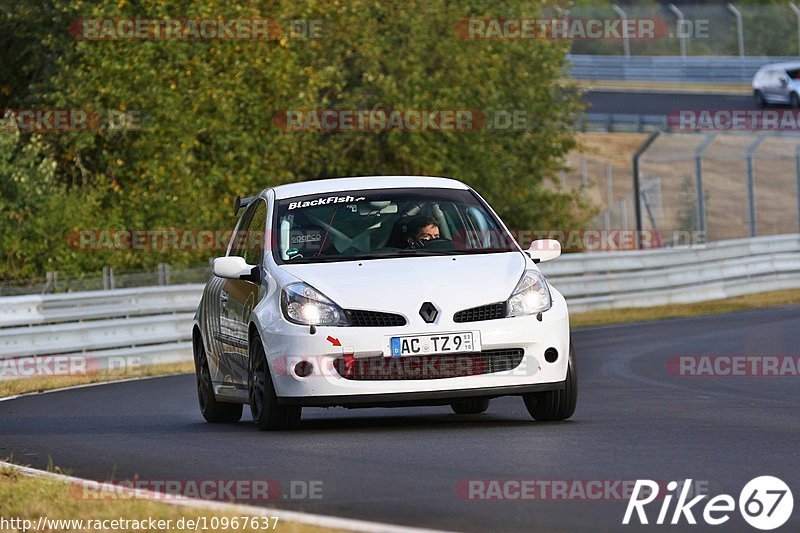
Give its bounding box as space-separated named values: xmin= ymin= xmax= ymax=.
xmin=419 ymin=302 xmax=438 ymax=323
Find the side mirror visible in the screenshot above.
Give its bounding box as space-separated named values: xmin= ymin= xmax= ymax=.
xmin=527 ymin=239 xmax=561 ymax=263
xmin=781 ymin=78 xmax=789 ymax=88
xmin=213 ymin=256 xmax=259 ymax=282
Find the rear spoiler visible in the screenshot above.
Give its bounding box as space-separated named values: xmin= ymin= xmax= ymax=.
xmin=233 ymin=195 xmax=256 ymax=217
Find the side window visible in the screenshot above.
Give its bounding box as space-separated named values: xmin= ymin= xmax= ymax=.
xmin=229 ymin=206 xmax=254 ymax=258
xmin=229 ymin=199 xmax=266 ymax=265
xmin=242 ymin=200 xmax=267 ymax=266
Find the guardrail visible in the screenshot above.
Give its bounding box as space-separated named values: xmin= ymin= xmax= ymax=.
xmin=1 ymin=234 xmax=798 ymax=375
xmin=0 ymin=285 xmax=203 ymax=376
xmin=539 ymin=233 xmax=800 ymax=312
xmin=568 ymin=55 xmax=797 ymax=83
xmin=579 ymin=113 xmax=667 ymax=133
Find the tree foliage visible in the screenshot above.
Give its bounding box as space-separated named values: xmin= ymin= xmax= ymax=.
xmin=1 ymin=0 xmax=589 ymax=280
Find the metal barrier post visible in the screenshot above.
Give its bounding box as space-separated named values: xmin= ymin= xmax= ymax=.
xmin=605 ymin=164 xmax=614 ymax=228
xmin=620 ymin=198 xmax=629 ymax=230
xmin=632 ymin=130 xmax=661 ymax=248
xmin=669 ymin=4 xmax=687 ymax=58
xmin=612 ymin=5 xmax=631 ymax=58
xmin=790 ymin=3 xmax=800 ymax=57
xmin=795 ymin=146 xmax=800 ymax=232
xmin=727 ymin=3 xmax=745 ymax=58
xmin=158 ymin=263 xmax=170 ymax=286
xmin=44 ymin=272 xmax=56 ymax=294
xmin=580 ymin=157 xmax=588 ymax=187
xmin=745 ymin=134 xmax=767 ymax=237
xmin=103 ymin=266 xmax=115 ymax=290
xmin=694 ymin=133 xmax=717 ymax=240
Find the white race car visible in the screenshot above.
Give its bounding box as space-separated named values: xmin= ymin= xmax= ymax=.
xmin=193 ymin=176 xmax=576 ymax=430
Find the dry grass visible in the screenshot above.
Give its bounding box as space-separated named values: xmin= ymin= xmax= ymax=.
xmin=571 ymin=288 xmax=800 ymax=328
xmin=566 ymin=132 xmax=800 ymax=239
xmin=0 ymin=466 xmax=345 ymax=533
xmin=0 ymin=361 xmax=194 ymax=399
xmin=575 ymin=132 xmax=649 ymax=168
xmin=570 ymin=79 xmax=751 ymax=95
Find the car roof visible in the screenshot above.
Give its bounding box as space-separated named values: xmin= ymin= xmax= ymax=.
xmin=267 ymin=175 xmax=469 ymax=200
xmin=758 ymin=62 xmax=800 ymax=72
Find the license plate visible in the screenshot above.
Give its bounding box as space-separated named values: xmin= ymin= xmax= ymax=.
xmin=389 ymin=332 xmax=479 ymax=357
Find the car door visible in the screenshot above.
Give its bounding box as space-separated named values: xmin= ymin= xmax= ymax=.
xmin=776 ymin=70 xmax=793 ymax=103
xmin=218 ymin=198 xmax=268 ymax=387
xmin=764 ymin=70 xmax=788 ymax=103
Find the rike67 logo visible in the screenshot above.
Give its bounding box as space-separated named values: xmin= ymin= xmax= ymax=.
xmin=623 ymin=477 xmax=793 ymax=530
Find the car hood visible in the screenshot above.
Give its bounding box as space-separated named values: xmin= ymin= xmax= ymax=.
xmin=278 ymin=252 xmax=528 ymax=314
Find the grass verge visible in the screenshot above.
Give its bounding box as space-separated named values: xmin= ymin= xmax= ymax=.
xmin=570 ymin=288 xmax=800 ymax=328
xmin=0 ymin=361 xmax=194 ymax=399
xmin=569 ymin=79 xmax=751 ymax=94
xmin=0 ymin=466 xmax=344 ymax=533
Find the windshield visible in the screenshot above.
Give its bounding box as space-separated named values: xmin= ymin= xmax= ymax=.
xmin=272 ymin=187 xmax=517 ymax=264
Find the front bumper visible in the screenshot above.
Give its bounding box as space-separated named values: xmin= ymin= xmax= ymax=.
xmin=260 ymin=301 xmax=570 ymax=403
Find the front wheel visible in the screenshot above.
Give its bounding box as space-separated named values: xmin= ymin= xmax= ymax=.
xmin=450 ymin=398 xmax=490 ymax=414
xmin=754 ymin=90 xmax=767 ymax=108
xmin=249 ymin=332 xmax=301 ymax=430
xmin=523 ymin=344 xmax=577 ymax=421
xmin=791 ymin=92 xmax=799 ymax=108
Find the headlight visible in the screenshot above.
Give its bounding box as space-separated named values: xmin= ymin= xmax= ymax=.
xmin=281 ymin=282 xmax=349 ymax=326
xmin=506 ymin=270 xmax=552 ymax=317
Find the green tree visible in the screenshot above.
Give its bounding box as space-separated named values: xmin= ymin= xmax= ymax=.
xmin=1 ymin=0 xmax=590 ymax=281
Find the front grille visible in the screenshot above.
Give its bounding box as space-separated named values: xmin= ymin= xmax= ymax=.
xmin=453 ymin=302 xmax=507 ymax=323
xmin=333 ymin=348 xmax=524 ymax=380
xmin=345 ymin=309 xmax=407 ymax=327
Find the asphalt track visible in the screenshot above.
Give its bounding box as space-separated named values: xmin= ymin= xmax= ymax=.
xmin=2 ymin=306 xmax=799 ymax=532
xmin=583 ymin=90 xmax=755 ymax=115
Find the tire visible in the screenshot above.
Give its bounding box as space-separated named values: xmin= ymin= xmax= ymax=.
xmin=450 ymin=398 xmax=490 ymax=415
xmin=195 ymin=336 xmax=243 ymax=423
xmin=791 ymin=92 xmax=799 ymax=108
xmin=249 ymin=332 xmax=301 ymax=430
xmin=523 ymin=344 xmax=577 ymax=421
xmin=754 ymin=90 xmax=767 ymax=108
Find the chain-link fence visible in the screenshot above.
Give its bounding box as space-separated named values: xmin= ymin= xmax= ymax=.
xmin=562 ymin=131 xmax=800 ymax=247
xmin=547 ymin=2 xmax=800 ymax=57
xmin=0 ymin=264 xmax=212 ymax=296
